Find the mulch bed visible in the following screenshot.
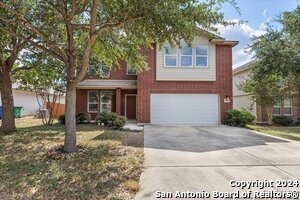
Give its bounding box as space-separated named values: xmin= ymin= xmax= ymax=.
xmin=47 ymin=145 xmax=89 ymax=160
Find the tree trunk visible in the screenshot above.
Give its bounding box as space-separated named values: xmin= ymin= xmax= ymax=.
xmin=0 ymin=70 xmax=16 ymax=133
xmin=266 ymin=106 xmax=273 ymax=125
xmin=64 ymin=83 xmax=77 ymax=152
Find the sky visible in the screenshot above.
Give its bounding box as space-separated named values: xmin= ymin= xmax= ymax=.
xmin=218 ymin=0 xmax=299 ymax=68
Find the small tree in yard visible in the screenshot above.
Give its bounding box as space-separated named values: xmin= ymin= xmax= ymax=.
xmin=14 ymin=52 xmax=65 ymax=125
xmin=240 ymin=7 xmax=300 ymax=125
xmin=239 ymin=68 xmax=293 ymax=125
xmin=0 ymin=0 xmax=237 ymax=152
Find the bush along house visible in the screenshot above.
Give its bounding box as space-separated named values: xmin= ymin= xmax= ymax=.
xmin=76 ymin=33 xmax=238 ymax=125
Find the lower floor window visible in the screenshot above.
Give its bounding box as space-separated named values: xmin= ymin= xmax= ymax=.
xmin=284 ymin=96 xmax=292 ymax=115
xmin=88 ymin=91 xmax=99 ymax=112
xmin=273 ymin=101 xmax=281 ymax=116
xmin=273 ymin=96 xmax=293 ymax=116
xmin=100 ymin=91 xmax=112 ymax=113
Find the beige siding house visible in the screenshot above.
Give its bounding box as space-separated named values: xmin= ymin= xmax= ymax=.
xmin=233 ymin=60 xmax=300 ymax=123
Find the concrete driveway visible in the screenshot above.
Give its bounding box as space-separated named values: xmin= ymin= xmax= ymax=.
xmin=135 ymin=125 xmax=300 ymax=200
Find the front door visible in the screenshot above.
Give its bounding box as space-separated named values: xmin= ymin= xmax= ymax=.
xmin=126 ymin=95 xmax=136 ymax=120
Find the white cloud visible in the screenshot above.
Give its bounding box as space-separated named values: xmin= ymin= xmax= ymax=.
xmin=215 ymin=19 xmax=267 ymax=68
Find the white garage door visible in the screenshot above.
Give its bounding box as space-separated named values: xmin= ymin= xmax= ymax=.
xmin=151 ymin=94 xmax=219 ymax=124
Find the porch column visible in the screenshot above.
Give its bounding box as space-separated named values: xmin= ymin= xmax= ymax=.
xmin=116 ymin=88 xmax=121 ymax=115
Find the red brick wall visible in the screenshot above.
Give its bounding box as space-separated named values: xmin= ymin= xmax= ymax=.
xmin=257 ymin=91 xmax=300 ymax=123
xmin=136 ymin=44 xmax=233 ymax=123
xmin=83 ymin=60 xmax=137 ymax=80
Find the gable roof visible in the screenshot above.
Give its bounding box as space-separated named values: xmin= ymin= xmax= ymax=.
xmin=233 ymin=59 xmax=258 ymax=74
xmin=197 ymin=28 xmax=239 ymax=47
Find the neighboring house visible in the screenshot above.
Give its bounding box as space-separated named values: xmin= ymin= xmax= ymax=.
xmin=76 ymin=34 xmax=238 ymax=125
xmin=233 ymin=60 xmax=300 ymax=123
xmin=0 ymin=84 xmax=65 ymax=117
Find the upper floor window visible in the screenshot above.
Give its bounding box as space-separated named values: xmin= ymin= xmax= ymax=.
xmin=88 ymin=61 xmax=111 ymax=77
xmin=164 ymin=45 xmax=177 ymax=67
xmin=127 ymin=64 xmax=137 ymax=75
xmin=180 ymin=46 xmax=193 ymax=67
xmin=164 ymin=44 xmax=209 ymax=68
xmin=196 ymin=46 xmax=208 ymax=68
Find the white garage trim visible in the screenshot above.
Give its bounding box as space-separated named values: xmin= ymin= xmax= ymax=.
xmin=150 ymin=93 xmax=220 ymax=125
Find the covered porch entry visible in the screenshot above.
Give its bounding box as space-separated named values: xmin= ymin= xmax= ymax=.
xmin=76 ymin=80 xmax=137 ymax=120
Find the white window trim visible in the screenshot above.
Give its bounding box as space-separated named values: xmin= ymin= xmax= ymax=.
xmin=127 ymin=64 xmax=137 ymax=75
xmin=164 ymin=45 xmax=178 ymax=68
xmin=100 ymin=91 xmax=112 ymax=113
xmin=284 ymin=97 xmax=293 ymax=116
xmin=180 ymin=46 xmax=193 ymax=68
xmin=87 ymin=91 xmax=99 ymax=113
xmin=195 ymin=45 xmax=209 ymax=68
xmin=163 ymin=44 xmax=209 ymax=68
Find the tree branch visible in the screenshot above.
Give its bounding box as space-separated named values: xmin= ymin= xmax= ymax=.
xmin=0 ymin=27 xmax=67 ymax=63
xmin=0 ymin=2 xmax=67 ymax=61
xmin=96 ymin=16 xmax=144 ymax=36
xmin=11 ymin=65 xmax=36 ymax=75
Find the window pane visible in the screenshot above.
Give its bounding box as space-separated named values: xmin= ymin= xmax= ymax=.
xmin=101 ymin=92 xmax=112 ymax=103
xmin=196 ymin=56 xmax=208 ymax=67
xmin=273 ymin=101 xmax=280 ymax=107
xmin=165 ymin=56 xmax=177 ymax=67
xmin=284 ymin=108 xmax=292 ymax=115
xmin=89 ymin=104 xmax=98 ymax=112
xmin=164 ymin=46 xmax=177 ymax=55
xmin=273 ymin=107 xmax=280 ymax=115
xmin=88 ymin=62 xmax=110 ymax=77
xmin=284 ymin=97 xmax=292 ymax=107
xmin=88 ymin=65 xmax=96 ymax=75
xmin=181 ymin=56 xmax=192 ymax=67
xmin=196 ymin=46 xmax=207 ymax=55
xmin=127 ymin=65 xmax=137 ymax=75
xmin=101 ymin=104 xmax=111 ymax=113
xmin=180 ymin=46 xmax=192 ymax=55
xmin=88 ymin=92 xmax=98 ymax=103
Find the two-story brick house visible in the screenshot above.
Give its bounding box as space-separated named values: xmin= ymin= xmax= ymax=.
xmin=76 ymin=34 xmax=238 ymax=125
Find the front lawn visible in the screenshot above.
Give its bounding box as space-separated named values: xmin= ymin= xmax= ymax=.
xmin=0 ymin=118 xmax=144 ymax=199
xmin=248 ymin=125 xmax=300 ymax=141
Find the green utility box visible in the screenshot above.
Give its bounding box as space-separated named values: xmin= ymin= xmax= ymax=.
xmin=14 ymin=106 xmax=23 ymax=118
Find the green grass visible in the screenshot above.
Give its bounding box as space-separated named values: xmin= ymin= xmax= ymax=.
xmin=248 ymin=125 xmax=300 ymax=141
xmin=0 ymin=117 xmax=144 ymax=199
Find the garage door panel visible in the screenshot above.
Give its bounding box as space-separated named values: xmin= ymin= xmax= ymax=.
xmin=151 ymin=94 xmax=219 ymax=124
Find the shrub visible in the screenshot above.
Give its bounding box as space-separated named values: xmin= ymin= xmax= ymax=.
xmin=58 ymin=114 xmax=65 ymax=124
xmin=239 ymin=109 xmax=256 ymax=127
xmin=113 ymin=116 xmax=127 ymax=130
xmin=96 ymin=112 xmax=117 ymax=126
xmin=272 ymin=116 xmax=294 ymax=126
xmin=76 ymin=112 xmax=91 ymax=124
xmin=96 ymin=112 xmax=111 ymax=125
xmin=224 ymin=109 xmax=255 ymax=127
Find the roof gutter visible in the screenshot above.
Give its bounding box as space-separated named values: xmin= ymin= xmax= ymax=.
xmin=210 ymin=38 xmax=239 ymax=47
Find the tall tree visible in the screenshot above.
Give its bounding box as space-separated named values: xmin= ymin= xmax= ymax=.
xmin=245 ymin=6 xmax=300 ymax=123
xmin=249 ymin=6 xmax=300 ymax=82
xmin=0 ymin=1 xmax=34 ymax=133
xmin=0 ymin=0 xmax=236 ymax=152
